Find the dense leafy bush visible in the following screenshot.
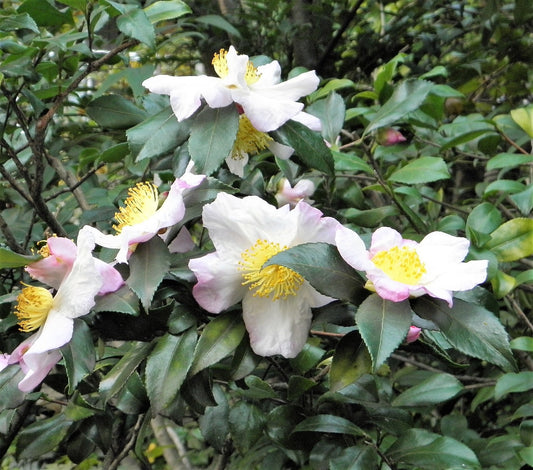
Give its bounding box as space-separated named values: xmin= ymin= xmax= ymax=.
xmin=1 ymin=1 xmax=532 ymax=469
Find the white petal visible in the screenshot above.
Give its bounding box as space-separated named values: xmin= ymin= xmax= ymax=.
xmin=291 ymin=111 xmax=322 ymax=131
xmin=417 ymin=231 xmax=470 ymax=266
xmin=255 ymin=61 xmax=282 ymax=86
xmin=225 ymin=152 xmax=248 ymax=177
xmin=143 ymin=75 xmax=192 ymax=95
xmin=200 ymin=77 xmax=233 ymax=108
xmin=291 ymin=201 xmax=340 ymax=245
xmin=189 ymin=252 xmax=246 ymax=313
xmin=242 ymin=293 xmax=312 ymax=358
xmin=253 ymin=70 xmax=319 ymax=101
xmin=335 ymin=225 xmax=372 ymax=271
xmin=222 ymin=46 xmax=249 ymax=89
xmin=167 ymin=226 xmax=195 ymax=253
xmin=18 ymin=349 xmax=61 ymax=393
xmin=24 ymin=310 xmax=74 ymax=355
xmin=424 ymin=259 xmax=488 ymax=294
xmin=369 ymin=227 xmax=404 ymax=256
xmin=268 ymin=140 xmax=294 ymax=160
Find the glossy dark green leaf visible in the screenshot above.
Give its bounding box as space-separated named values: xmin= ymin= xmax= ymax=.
xmin=263 ymin=242 xmax=365 ymax=302
xmin=365 ymin=79 xmax=434 ymax=134
xmin=272 ymin=119 xmax=335 ymax=175
xmin=145 ymin=330 xmax=196 ymax=413
xmin=99 ymin=142 xmax=130 ymax=163
xmin=0 ymin=247 xmax=41 ymax=268
xmin=127 ymin=236 xmax=170 ymax=310
xmin=115 ymin=371 xmax=148 ymax=415
xmin=388 ymin=157 xmax=450 ymax=184
xmin=237 ymin=375 xmax=278 ymax=400
xmin=485 ymin=218 xmax=533 ymax=262
xmin=466 ymin=202 xmax=502 ymax=247
xmin=387 ymin=428 xmax=480 ymax=469
xmin=392 ymin=373 xmax=464 ymax=407
xmin=144 ymin=0 xmax=191 ymax=23
xmin=16 ymin=414 xmax=72 ymax=460
xmin=189 ymin=311 xmax=245 ymax=376
xmin=127 ymin=106 xmax=190 ymax=162
xmin=18 ymin=0 xmax=73 ymax=27
xmin=117 ymin=8 xmax=155 ymax=48
xmin=93 ymin=285 xmax=140 ymax=316
xmin=340 ymin=206 xmax=399 ymax=227
xmin=188 ymin=105 xmax=239 ymax=175
xmin=99 ymin=341 xmax=153 ymax=401
xmin=228 ymin=401 xmax=266 ymax=453
xmin=494 ymin=371 xmax=533 ymax=400
xmin=330 ymin=331 xmax=372 ymax=392
xmin=61 ymin=320 xmax=95 ymax=394
xmin=330 ymin=445 xmax=379 ymax=470
xmin=292 ymin=414 xmax=367 ymax=437
xmin=199 ymin=384 xmax=229 ymax=451
xmin=0 ymin=366 xmax=26 ymax=409
xmin=86 ymin=95 xmax=147 ymax=129
xmin=266 ymin=405 xmax=306 ymax=447
xmin=287 ymin=375 xmax=317 ymax=401
xmin=356 ymin=294 xmax=412 ymax=371
xmin=413 ymin=297 xmax=516 ymax=372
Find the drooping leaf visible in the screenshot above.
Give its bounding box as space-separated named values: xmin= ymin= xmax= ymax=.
xmin=263 ymin=242 xmax=365 ymax=303
xmin=356 ymin=294 xmax=412 ymax=371
xmin=388 ymin=157 xmax=450 ymax=184
xmin=188 ymin=105 xmax=239 ymax=175
xmin=189 ymin=311 xmax=245 ymax=376
xmin=195 ymin=14 xmax=242 ymax=37
xmin=86 ymin=95 xmax=147 ymax=129
xmin=392 ymin=373 xmax=464 ymax=407
xmin=115 ymin=371 xmax=148 ymax=415
xmin=61 ymin=320 xmax=95 ymax=394
xmin=272 ymin=119 xmax=335 ymax=175
xmin=0 ymin=366 xmax=26 ymax=409
xmin=16 ymin=414 xmax=72 ymax=460
xmin=413 ymin=297 xmax=516 ymax=372
xmin=145 ymin=330 xmax=197 ymax=413
xmin=0 ymin=247 xmax=41 ymax=268
xmin=126 ymin=236 xmax=170 ymax=310
xmin=93 ymin=285 xmax=140 ymax=316
xmin=364 ymin=79 xmax=434 ymax=134
xmin=485 ymin=218 xmax=533 ymax=262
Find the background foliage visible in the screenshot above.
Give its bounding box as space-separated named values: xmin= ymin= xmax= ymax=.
xmin=1 ymin=0 xmax=533 ymax=469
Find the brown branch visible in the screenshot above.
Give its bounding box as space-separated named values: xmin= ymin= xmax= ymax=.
xmin=0 ymin=213 xmax=26 ymax=254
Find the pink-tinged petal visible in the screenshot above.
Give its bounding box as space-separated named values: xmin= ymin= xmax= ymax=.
xmin=232 ymin=89 xmax=304 ymax=132
xmin=268 ymin=140 xmax=294 ymax=160
xmin=24 ymin=310 xmax=74 ymax=355
xmin=47 ymin=237 xmax=77 ymax=262
xmin=8 ymin=335 xmax=35 ymax=365
xmin=420 ymin=284 xmax=454 ymax=307
xmin=291 ymin=201 xmax=340 ymax=245
xmin=406 ymin=326 xmax=422 ymax=343
xmin=242 ymin=292 xmax=313 ymax=358
xmin=291 ymin=111 xmax=322 ymax=131
xmin=18 ymin=349 xmax=61 ymax=393
xmin=370 ymin=273 xmax=411 ymax=303
xmin=0 ymin=353 xmax=9 ymax=371
xmin=335 ymin=225 xmax=373 ymax=271
xmin=189 ymin=252 xmax=246 ymax=313
xmin=369 ymin=227 xmax=405 ymax=256
xmin=167 ymin=226 xmax=195 ymax=253
xmin=95 ymin=258 xmax=124 ymax=295
xmin=275 ymin=179 xmax=315 ymax=207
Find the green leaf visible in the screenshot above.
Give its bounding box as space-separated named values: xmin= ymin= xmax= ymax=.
xmin=99 ymin=142 xmax=130 ymax=163
xmin=0 ymin=13 xmax=39 ymax=32
xmin=392 ymin=373 xmax=464 ymax=407
xmin=356 ymin=294 xmax=412 ymax=372
xmin=340 ymin=206 xmax=400 ymax=227
xmin=494 ymin=372 xmax=533 ymax=400
xmin=57 ymin=0 xmax=87 ymax=8
xmin=228 ymin=401 xmax=265 ymax=453
xmin=16 ymin=414 xmax=72 ymax=460
xmin=365 ymin=79 xmax=434 ymax=134
xmin=272 ymin=120 xmax=335 ymax=175
xmin=510 ymin=106 xmax=533 ymax=138
xmin=17 ymin=0 xmax=73 ymax=27
xmin=199 ymin=385 xmax=229 ymax=451
xmin=511 ymin=184 xmax=533 ymax=216
xmin=189 ymin=311 xmax=246 ymax=376
xmin=413 ymin=297 xmax=516 ymax=372
xmin=440 ymin=129 xmax=492 ymax=150
xmin=510 ymin=336 xmax=533 ymax=352
xmin=485 ymin=218 xmax=533 ymax=262
xmin=237 ymin=375 xmax=278 ymax=400
xmin=117 ymin=8 xmax=155 ymax=48
xmin=127 ymin=236 xmax=170 ymax=310
xmin=263 ymin=242 xmax=365 ymax=302
xmin=93 ymin=285 xmax=139 ymax=316
xmin=287 ymin=376 xmax=317 ymax=401
xmin=466 ymin=202 xmax=502 ymax=246
xmin=115 ymin=371 xmax=148 ymax=415
xmin=308 ymin=91 xmax=345 ymax=144
xmin=144 ymin=0 xmax=191 ymax=24
xmin=388 ymin=157 xmax=450 ymax=184
xmin=487 ymin=152 xmax=533 ymax=171
xmin=292 ymin=414 xmax=367 ymax=437
xmin=145 ymin=330 xmax=196 ymax=413
xmin=333 ymin=150 xmax=374 ymax=174
xmin=86 ymin=95 xmax=147 ymax=129
xmin=0 ymin=247 xmax=41 ymax=268
xmin=99 ymin=341 xmax=153 ymax=401
xmin=188 ymin=105 xmax=239 ymax=175
xmin=387 ymin=428 xmax=480 ymax=469
xmin=0 ymin=366 xmax=26 ymax=409
xmin=309 ymin=78 xmax=355 ymax=102
xmin=61 ymin=320 xmax=95 ymax=394
xmin=128 ymin=106 xmax=189 ymax=162
xmin=195 ymin=14 xmax=242 ymax=38
xmin=330 ymin=446 xmax=379 ymax=470
xmin=330 ymin=331 xmax=372 ymax=392
xmin=484 ymin=179 xmax=525 ymax=196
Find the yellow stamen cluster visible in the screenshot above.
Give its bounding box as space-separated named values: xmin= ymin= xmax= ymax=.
xmin=113 ymin=182 xmax=159 ymax=233
xmin=231 ymin=115 xmax=273 ymax=161
xmin=15 ymin=285 xmax=54 ymax=332
xmin=37 ymin=240 xmax=50 ymax=257
xmin=212 ymin=48 xmax=260 ymax=85
xmin=239 ymin=239 xmax=304 ymax=300
xmin=371 ymin=245 xmax=426 ymax=285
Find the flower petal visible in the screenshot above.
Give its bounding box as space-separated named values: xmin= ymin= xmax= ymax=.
xmin=291 ymin=201 xmax=340 ymax=245
xmin=253 ymin=70 xmax=319 ymax=101
xmin=225 ymin=151 xmax=249 ymax=177
xmin=369 ymin=227 xmax=404 ymax=256
xmin=335 ymin=225 xmax=373 ymax=271
xmin=189 ymin=252 xmax=246 ymax=313
xmin=24 ymin=310 xmax=74 ymax=355
xmin=291 ymin=111 xmax=322 ymax=131
xmin=268 ymin=140 xmax=294 ymax=160
xmin=417 ymin=231 xmax=470 ymax=266
xmin=242 ymin=292 xmax=313 ymax=358
xmin=18 ymin=349 xmax=61 ymax=392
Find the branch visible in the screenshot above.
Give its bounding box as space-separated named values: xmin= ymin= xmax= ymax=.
xmin=0 ymin=213 xmax=26 ymax=254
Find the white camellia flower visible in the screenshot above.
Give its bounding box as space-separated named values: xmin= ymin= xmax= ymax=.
xmin=83 ymin=167 xmax=205 ymax=264
xmin=188 ymin=192 xmax=340 ymax=358
xmin=275 ymin=178 xmax=316 ymax=208
xmin=335 ymin=226 xmax=488 ymax=307
xmin=9 ymin=229 xmax=111 ymax=391
xmin=142 ymin=45 xmax=321 ymax=133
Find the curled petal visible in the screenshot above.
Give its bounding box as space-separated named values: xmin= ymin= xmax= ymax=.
xmin=18 ymin=349 xmax=61 ymax=393
xmin=335 ymin=225 xmax=373 ymax=271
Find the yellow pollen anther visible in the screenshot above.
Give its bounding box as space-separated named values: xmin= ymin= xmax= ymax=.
xmin=15 ymin=285 xmax=54 ymax=332
xmin=239 ymin=239 xmax=303 ymax=300
xmin=231 ymin=115 xmax=273 ymax=161
xmin=212 ymin=48 xmax=261 ymax=85
xmin=113 ymin=182 xmax=159 ymax=233
xmin=37 ymin=240 xmax=50 ymax=257
xmin=371 ymin=245 xmax=426 ymax=285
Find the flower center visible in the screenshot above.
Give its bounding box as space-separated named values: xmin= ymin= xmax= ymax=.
xmin=371 ymin=246 xmax=426 ymax=285
xmin=231 ymin=115 xmax=273 ymax=161
xmin=15 ymin=285 xmax=54 ymax=332
xmin=113 ymin=182 xmax=159 ymax=233
xmin=212 ymin=48 xmax=260 ymax=85
xmin=239 ymin=239 xmax=304 ymax=300
xmin=37 ymin=240 xmax=50 ymax=257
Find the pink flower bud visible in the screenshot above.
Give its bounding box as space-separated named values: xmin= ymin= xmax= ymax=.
xmin=406 ymin=326 xmax=422 ymax=343
xmin=376 ymin=128 xmax=406 ymax=146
